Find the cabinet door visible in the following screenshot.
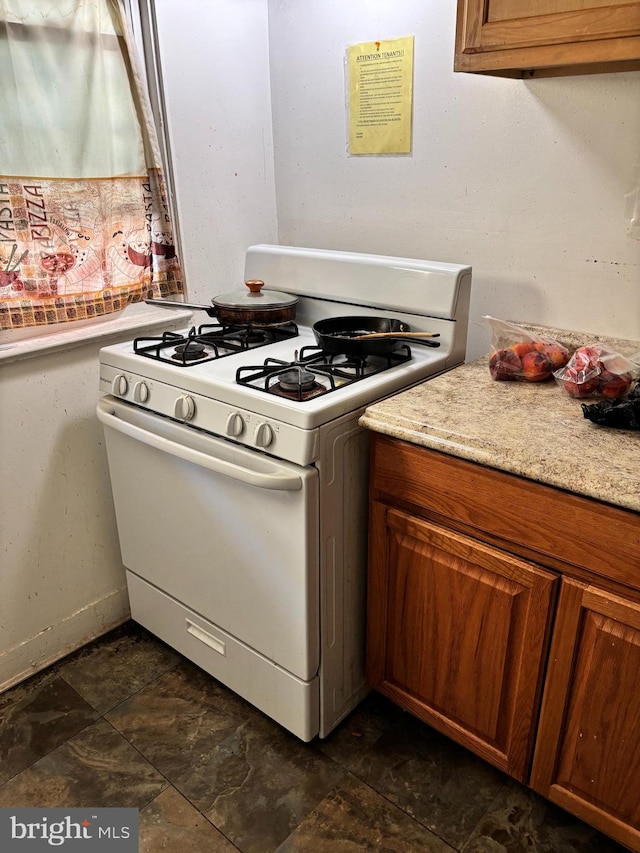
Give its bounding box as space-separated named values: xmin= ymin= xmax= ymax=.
xmin=455 ymin=0 xmax=640 ymax=77
xmin=531 ymin=579 xmax=640 ymax=852
xmin=367 ymin=504 xmax=557 ymax=782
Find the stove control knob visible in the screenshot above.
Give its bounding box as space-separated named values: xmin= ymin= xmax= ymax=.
xmin=226 ymin=412 xmax=245 ymax=437
xmin=111 ymin=374 xmax=128 ymax=397
xmin=254 ymin=422 xmax=274 ymax=448
xmin=133 ymin=381 xmax=150 ymax=404
xmin=174 ymin=394 xmax=196 ymax=421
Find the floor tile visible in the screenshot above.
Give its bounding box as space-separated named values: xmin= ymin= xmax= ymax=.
xmin=275 ymin=775 xmax=457 ymax=853
xmin=106 ymin=660 xmax=258 ymax=781
xmin=0 ymin=622 xmax=630 ymax=853
xmin=174 ymin=715 xmax=346 ymax=853
xmin=56 ymin=622 xmax=181 ymax=714
xmin=139 ymin=786 xmax=239 ymax=853
xmin=0 ymin=719 xmax=167 ymax=809
xmin=461 ymin=779 xmax=629 ymax=853
xmin=315 ymin=691 xmax=403 ymax=772
xmin=352 ymin=712 xmax=507 ymax=849
xmin=0 ymin=671 xmax=98 ymax=785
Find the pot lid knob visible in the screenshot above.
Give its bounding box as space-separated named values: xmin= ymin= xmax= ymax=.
xmin=245 ymin=279 xmax=265 ymax=294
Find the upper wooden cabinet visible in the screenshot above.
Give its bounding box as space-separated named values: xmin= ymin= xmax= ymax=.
xmin=455 ymin=0 xmax=640 ymax=77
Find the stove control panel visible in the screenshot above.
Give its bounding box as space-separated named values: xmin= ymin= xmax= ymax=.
xmin=99 ymin=364 xmax=320 ymax=466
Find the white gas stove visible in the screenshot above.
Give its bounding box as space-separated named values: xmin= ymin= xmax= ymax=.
xmin=99 ymin=245 xmax=469 ymax=460
xmin=97 ymin=245 xmax=471 ymax=740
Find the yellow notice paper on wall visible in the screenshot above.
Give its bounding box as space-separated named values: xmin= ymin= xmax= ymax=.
xmin=347 ymin=36 xmax=414 ymax=155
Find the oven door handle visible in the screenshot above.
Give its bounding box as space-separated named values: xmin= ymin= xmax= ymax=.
xmin=96 ymin=400 xmax=303 ymax=491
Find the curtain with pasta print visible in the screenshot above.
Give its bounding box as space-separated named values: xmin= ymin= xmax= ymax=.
xmin=0 ymin=0 xmax=183 ymax=330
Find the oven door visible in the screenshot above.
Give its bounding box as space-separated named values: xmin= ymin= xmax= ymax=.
xmin=97 ymin=397 xmax=320 ymax=722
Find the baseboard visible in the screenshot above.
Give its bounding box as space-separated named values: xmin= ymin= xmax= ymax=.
xmin=0 ymin=587 xmax=131 ymax=694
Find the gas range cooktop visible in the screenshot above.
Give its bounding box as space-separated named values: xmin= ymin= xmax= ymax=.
xmin=99 ymin=244 xmax=471 ymax=444
xmin=133 ymin=321 xmax=416 ymax=402
xmin=99 ymin=319 xmax=451 ymax=431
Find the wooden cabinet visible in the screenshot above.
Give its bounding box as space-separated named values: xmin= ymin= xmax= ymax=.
xmin=367 ymin=502 xmax=557 ymax=782
xmin=366 ymin=432 xmax=640 ymax=850
xmin=455 ymin=0 xmax=640 ymax=77
xmin=531 ymin=580 xmax=640 ymax=851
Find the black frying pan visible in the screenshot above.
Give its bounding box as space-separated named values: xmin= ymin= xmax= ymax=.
xmin=312 ymin=316 xmax=440 ymax=357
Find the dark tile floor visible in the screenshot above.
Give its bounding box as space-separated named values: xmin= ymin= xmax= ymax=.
xmin=0 ymin=622 xmax=628 ymax=853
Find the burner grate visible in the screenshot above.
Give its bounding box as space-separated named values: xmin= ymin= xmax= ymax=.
xmin=133 ymin=322 xmax=299 ymax=366
xmin=236 ymin=345 xmax=413 ymax=400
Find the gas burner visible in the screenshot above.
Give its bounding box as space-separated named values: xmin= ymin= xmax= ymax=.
xmin=230 ymin=329 xmax=268 ymax=344
xmin=269 ymin=367 xmax=327 ymax=400
xmin=198 ymin=321 xmax=298 ymax=347
xmin=172 ymin=341 xmax=207 ymax=361
xmin=296 ymin=345 xmax=413 ymax=374
xmin=279 ymin=367 xmax=316 ymax=391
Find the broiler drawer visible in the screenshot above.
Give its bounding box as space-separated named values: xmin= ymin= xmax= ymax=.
xmin=126 ymin=572 xmax=319 ymax=741
xmin=371 ymin=434 xmax=640 ymax=590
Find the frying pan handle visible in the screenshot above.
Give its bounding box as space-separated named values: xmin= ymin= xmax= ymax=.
xmin=353 ymin=331 xmax=440 ymax=340
xmin=145 ymin=299 xmax=215 ymax=315
xmin=403 ymin=338 xmax=440 ymax=348
xmin=346 ymin=334 xmax=441 ymax=346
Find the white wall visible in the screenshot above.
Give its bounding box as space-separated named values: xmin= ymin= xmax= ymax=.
xmin=0 ymin=343 xmax=129 ymax=689
xmin=0 ymin=2 xmax=276 ymax=690
xmin=153 ymin=0 xmax=278 ymax=301
xmin=267 ymin=1 xmax=640 ymax=359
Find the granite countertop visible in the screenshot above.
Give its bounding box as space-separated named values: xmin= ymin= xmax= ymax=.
xmin=359 ymin=325 xmax=640 ymax=514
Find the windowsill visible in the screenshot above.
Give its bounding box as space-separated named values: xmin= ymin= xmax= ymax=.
xmin=0 ymin=302 xmax=193 ymax=365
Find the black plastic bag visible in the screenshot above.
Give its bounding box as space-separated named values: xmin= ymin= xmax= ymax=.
xmin=581 ymin=386 xmax=640 ymax=429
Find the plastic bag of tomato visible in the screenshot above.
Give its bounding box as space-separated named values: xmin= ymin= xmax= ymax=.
xmin=484 ymin=316 xmax=570 ymax=383
xmin=553 ymin=345 xmax=638 ymax=399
